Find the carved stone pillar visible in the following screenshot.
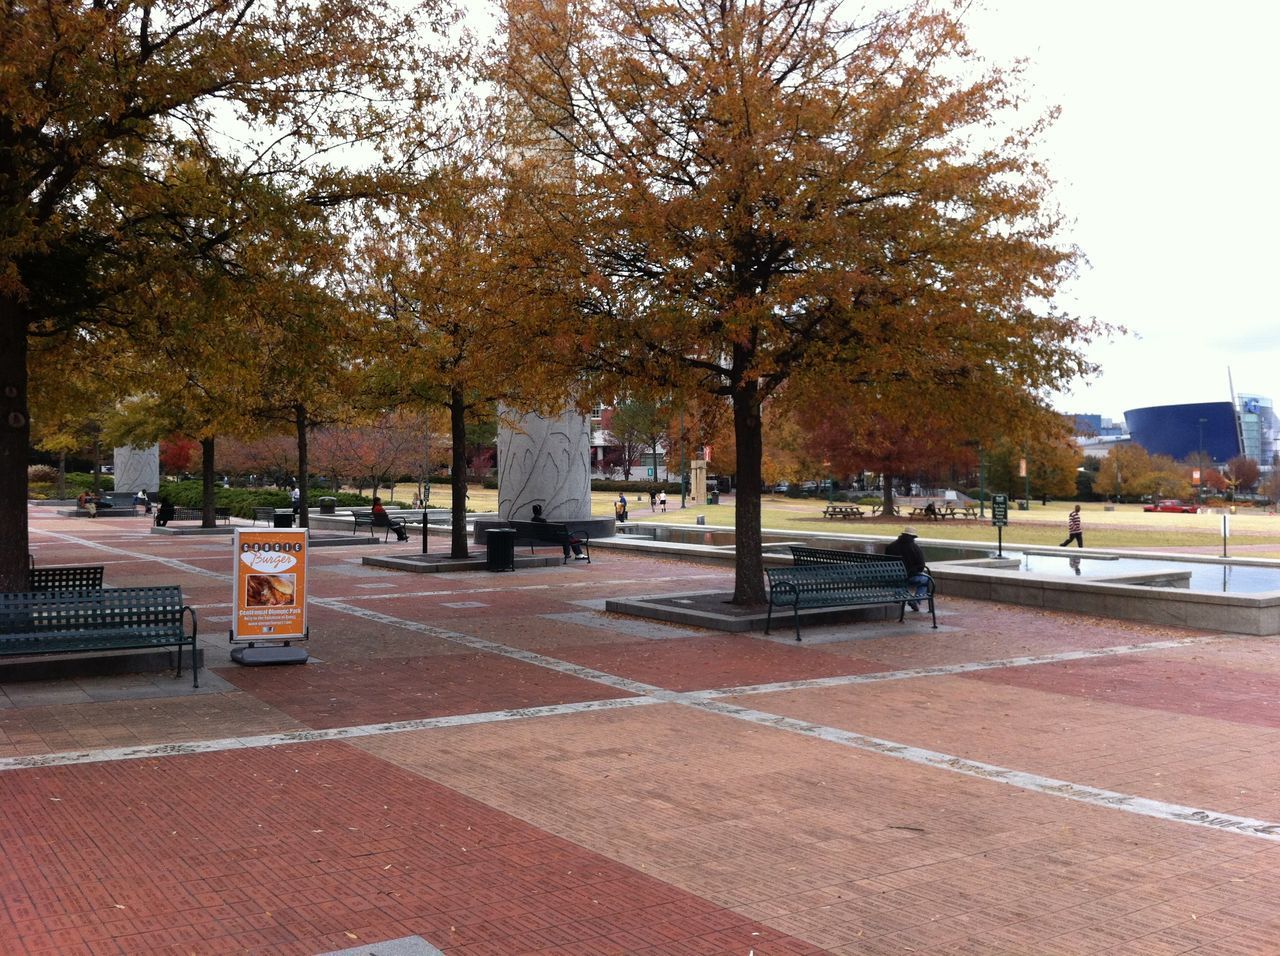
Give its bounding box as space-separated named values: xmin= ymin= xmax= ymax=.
xmin=113 ymin=444 xmax=160 ymax=496
xmin=497 ymin=407 xmax=591 ymax=521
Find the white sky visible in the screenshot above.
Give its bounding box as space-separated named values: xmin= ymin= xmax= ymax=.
xmin=961 ymin=1 xmax=1280 ymax=421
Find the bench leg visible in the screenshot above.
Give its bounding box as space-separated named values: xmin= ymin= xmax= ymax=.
xmin=927 ymin=595 xmax=937 ymax=630
xmin=765 ymin=602 xmax=774 ymax=635
xmin=898 ymin=601 xmax=906 ymax=623
xmin=792 ymin=605 xmax=801 ymax=641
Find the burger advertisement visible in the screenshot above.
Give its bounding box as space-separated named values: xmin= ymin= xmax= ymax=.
xmin=231 ymin=528 xmax=309 ymax=643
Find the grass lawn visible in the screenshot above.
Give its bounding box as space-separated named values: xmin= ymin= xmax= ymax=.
xmin=383 ymin=485 xmax=1280 ymax=558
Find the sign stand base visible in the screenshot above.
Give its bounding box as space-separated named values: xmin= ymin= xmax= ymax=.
xmin=231 ymin=645 xmax=309 ymax=666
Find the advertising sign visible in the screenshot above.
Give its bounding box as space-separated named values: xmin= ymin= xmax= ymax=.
xmin=232 ymin=528 xmax=309 ymax=643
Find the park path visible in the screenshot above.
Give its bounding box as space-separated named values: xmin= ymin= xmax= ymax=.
xmin=6 ymin=504 xmax=1280 ymax=953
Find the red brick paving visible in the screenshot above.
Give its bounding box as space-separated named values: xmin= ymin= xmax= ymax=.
xmin=964 ymin=655 xmax=1280 ymax=727
xmin=17 ymin=506 xmax=1280 ymax=953
xmin=553 ymin=634 xmax=883 ymax=692
xmin=215 ymin=651 xmax=634 ymax=729
xmin=0 ymin=743 xmax=816 ymax=955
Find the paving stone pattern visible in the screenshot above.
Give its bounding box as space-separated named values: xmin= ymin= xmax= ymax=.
xmin=7 ymin=507 xmax=1280 ymax=953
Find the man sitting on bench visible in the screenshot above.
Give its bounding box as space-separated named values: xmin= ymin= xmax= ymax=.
xmin=371 ymin=497 xmax=409 ymax=541
xmin=884 ymin=525 xmax=931 ymax=612
xmin=532 ymin=504 xmax=587 ymax=560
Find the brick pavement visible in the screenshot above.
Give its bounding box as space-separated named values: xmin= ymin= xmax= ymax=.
xmin=7 ymin=506 xmax=1280 ymax=953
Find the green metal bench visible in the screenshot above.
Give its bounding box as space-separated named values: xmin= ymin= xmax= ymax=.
xmin=790 ymin=545 xmax=901 ymax=567
xmin=0 ymin=586 xmax=200 ymax=687
xmin=29 ymin=565 xmax=105 ymax=591
xmin=765 ymin=560 xmax=936 ymax=640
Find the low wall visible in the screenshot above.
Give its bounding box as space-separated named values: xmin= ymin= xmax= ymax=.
xmin=933 ymin=562 xmax=1280 ymax=637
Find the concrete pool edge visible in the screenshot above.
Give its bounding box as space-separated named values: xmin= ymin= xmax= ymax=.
xmin=600 ymin=523 xmax=1280 ymax=637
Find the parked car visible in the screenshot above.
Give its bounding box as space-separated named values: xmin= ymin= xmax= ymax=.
xmin=1143 ymin=499 xmax=1198 ymax=513
xmin=771 ymin=481 xmax=791 ymax=493
xmin=799 ymin=480 xmax=819 ymax=492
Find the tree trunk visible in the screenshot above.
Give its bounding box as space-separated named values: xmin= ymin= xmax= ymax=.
xmin=201 ymin=437 xmax=216 ymax=527
xmin=294 ymin=403 xmax=309 ymax=529
xmin=882 ymin=473 xmax=895 ymax=519
xmin=0 ymin=296 xmax=31 ymax=590
xmin=731 ymin=381 xmax=766 ymax=605
xmin=449 ymin=389 xmax=469 ymax=559
xmin=57 ymin=452 xmax=66 ymax=500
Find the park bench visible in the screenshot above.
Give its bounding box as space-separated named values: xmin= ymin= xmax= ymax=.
xmin=790 ymin=545 xmax=899 ymax=568
xmin=0 ymin=585 xmax=200 ymax=687
xmin=157 ymin=507 xmax=231 ymax=525
xmin=821 ymin=504 xmax=864 ymax=520
xmin=351 ymin=512 xmax=408 ymax=541
xmin=765 ymin=559 xmax=937 ymax=640
xmin=252 ymin=507 xmax=298 ymax=526
xmin=29 ymin=564 xmax=105 ymax=591
xmin=508 ymin=520 xmax=591 ymax=564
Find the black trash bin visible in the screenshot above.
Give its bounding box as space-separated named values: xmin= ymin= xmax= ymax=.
xmin=318 ymin=496 xmax=337 ymax=515
xmin=273 ymin=511 xmax=294 ymax=528
xmin=710 ymin=491 xmax=720 ymax=504
xmin=486 ymin=528 xmax=517 ymax=572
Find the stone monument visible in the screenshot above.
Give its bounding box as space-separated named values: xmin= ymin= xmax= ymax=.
xmin=690 ymin=459 xmax=707 ymax=506
xmin=478 ymin=407 xmax=614 ymax=543
xmin=113 ymin=444 xmax=160 ymax=496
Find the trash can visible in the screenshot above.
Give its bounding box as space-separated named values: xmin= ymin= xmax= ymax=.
xmin=710 ymin=491 xmax=720 ymax=504
xmin=1017 ymin=500 xmax=1028 ymax=511
xmin=318 ymin=496 xmax=337 ymax=515
xmin=273 ymin=511 xmax=294 ymax=528
xmin=486 ymin=528 xmax=516 ymax=572
xmin=696 ymin=514 xmax=706 ymax=526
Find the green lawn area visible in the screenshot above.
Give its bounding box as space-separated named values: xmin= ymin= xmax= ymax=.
xmin=392 ymin=484 xmax=1280 ymax=558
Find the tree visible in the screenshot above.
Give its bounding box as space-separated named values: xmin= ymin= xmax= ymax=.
xmin=359 ymin=161 xmax=558 ymax=559
xmin=1224 ymin=456 xmax=1261 ymax=497
xmin=503 ymin=0 xmax=1102 ymax=602
xmin=1 ymin=0 xmax=460 ymax=586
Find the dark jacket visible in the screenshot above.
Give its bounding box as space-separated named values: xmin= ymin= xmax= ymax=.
xmin=884 ymin=534 xmax=926 ymax=577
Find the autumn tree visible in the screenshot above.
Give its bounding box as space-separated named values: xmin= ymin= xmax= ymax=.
xmin=0 ymin=0 xmax=459 ymax=586
xmin=1224 ymin=456 xmax=1261 ymax=497
xmin=359 ymin=160 xmax=558 ymax=559
xmin=503 ymin=0 xmax=1102 ymax=602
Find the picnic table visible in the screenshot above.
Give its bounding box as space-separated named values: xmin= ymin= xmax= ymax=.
xmin=869 ymin=504 xmax=900 ymax=517
xmin=821 ymin=504 xmax=864 ymax=520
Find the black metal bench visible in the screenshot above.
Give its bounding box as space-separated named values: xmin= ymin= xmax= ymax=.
xmin=351 ymin=512 xmax=406 ymax=541
xmin=790 ymin=546 xmax=900 ymax=567
xmin=508 ymin=520 xmax=591 ymax=564
xmin=0 ymin=586 xmax=200 ymax=687
xmin=29 ymin=565 xmax=105 ymax=591
xmin=765 ymin=560 xmax=936 ymax=640
xmin=157 ymin=507 xmax=231 ymax=525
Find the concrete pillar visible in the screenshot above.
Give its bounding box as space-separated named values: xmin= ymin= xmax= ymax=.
xmin=113 ymin=444 xmax=160 ymax=496
xmin=691 ymin=459 xmax=707 ymax=504
xmin=497 ymin=407 xmax=591 ymax=521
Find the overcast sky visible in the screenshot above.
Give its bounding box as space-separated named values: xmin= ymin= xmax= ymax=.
xmin=961 ymin=1 xmax=1280 ymax=421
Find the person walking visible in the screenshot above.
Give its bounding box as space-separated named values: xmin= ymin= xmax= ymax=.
xmin=1060 ymin=505 xmax=1084 ymax=548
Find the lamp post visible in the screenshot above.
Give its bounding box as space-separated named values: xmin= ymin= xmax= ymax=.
xmin=825 ymin=462 xmax=834 ymax=504
xmin=679 ymin=407 xmax=687 ymax=509
xmin=978 ymin=445 xmax=986 ymax=518
xmin=1198 ymin=417 xmax=1207 ymax=503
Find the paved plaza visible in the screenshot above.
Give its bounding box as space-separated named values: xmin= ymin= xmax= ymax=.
xmin=6 ymin=506 xmax=1280 ymax=954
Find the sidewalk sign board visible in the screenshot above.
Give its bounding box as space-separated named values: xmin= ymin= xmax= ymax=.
xmin=230 ymin=527 xmax=310 ymax=664
xmin=991 ymin=493 xmax=1008 ymax=556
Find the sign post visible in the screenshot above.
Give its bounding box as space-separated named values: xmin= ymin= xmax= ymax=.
xmin=230 ymin=527 xmax=310 ymax=665
xmin=991 ymin=493 xmax=1009 ymax=557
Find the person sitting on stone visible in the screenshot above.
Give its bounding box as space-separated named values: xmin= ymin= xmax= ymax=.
xmin=154 ymin=498 xmax=175 ymax=526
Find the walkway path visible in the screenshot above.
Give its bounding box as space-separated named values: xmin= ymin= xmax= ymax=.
xmin=6 ymin=505 xmax=1280 ymax=953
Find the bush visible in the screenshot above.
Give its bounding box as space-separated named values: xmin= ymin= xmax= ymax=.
xmin=156 ymin=480 xmax=373 ymax=518
xmin=28 ymin=464 xmax=58 ymax=484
